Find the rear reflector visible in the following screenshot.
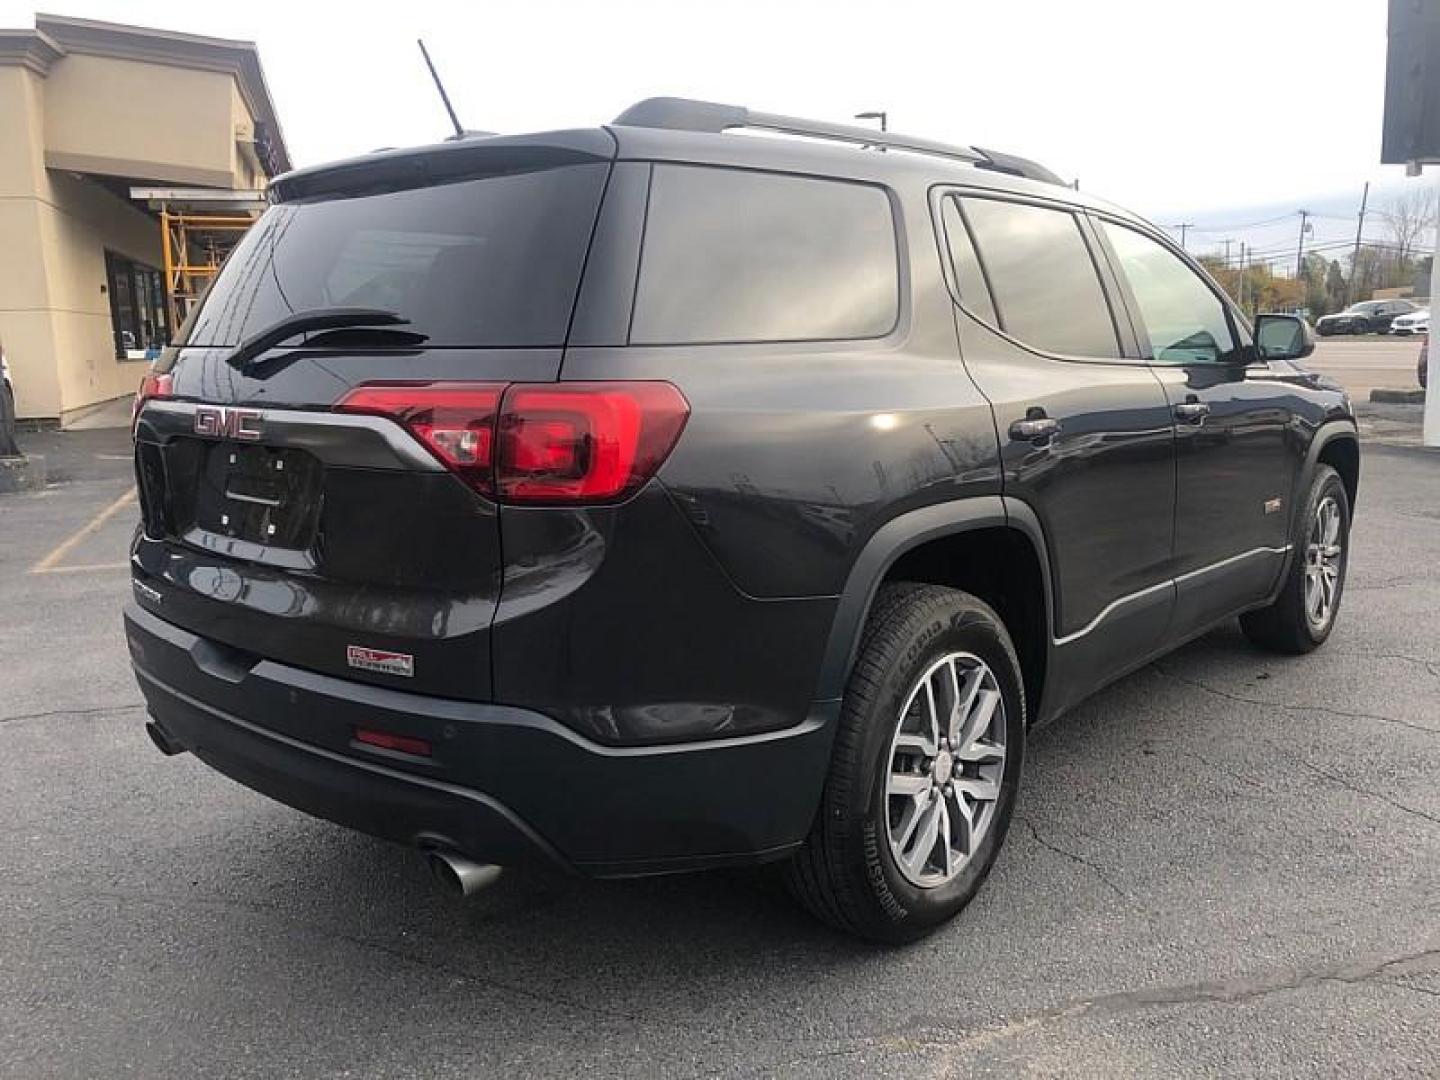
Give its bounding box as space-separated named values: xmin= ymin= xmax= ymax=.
xmin=337 ymin=381 xmax=689 ymax=504
xmin=354 ymin=727 xmax=432 ymax=758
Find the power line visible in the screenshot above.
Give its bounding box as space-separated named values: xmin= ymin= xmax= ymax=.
xmin=1184 ymin=211 xmax=1302 ymax=233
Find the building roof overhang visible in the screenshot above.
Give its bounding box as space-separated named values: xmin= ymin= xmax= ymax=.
xmin=0 ymin=14 xmax=291 ymax=175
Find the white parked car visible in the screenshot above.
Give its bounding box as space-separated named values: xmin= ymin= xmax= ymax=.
xmin=1391 ymin=309 xmax=1430 ymax=335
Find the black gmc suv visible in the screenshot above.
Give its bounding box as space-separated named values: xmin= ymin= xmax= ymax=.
xmin=127 ymin=99 xmax=1359 ymax=942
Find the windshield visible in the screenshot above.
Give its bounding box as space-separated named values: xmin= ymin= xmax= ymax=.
xmin=177 ymin=163 xmax=609 ymax=349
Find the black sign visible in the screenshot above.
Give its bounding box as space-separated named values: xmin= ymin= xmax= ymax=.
xmin=1382 ymin=0 xmax=1440 ymax=164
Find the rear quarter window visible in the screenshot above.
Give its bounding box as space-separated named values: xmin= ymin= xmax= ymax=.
xmin=956 ymin=196 xmax=1121 ymax=360
xmin=630 ymin=166 xmax=899 ymax=345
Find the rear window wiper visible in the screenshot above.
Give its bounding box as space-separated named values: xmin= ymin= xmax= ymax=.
xmin=227 ymin=308 xmax=410 ymax=370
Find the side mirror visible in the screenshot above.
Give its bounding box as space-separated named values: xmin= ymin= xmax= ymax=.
xmin=1254 ymin=313 xmax=1315 ymax=361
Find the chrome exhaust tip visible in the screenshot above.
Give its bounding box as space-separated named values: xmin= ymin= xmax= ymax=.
xmin=145 ymin=720 xmax=185 ymax=757
xmin=426 ymin=849 xmax=503 ymax=897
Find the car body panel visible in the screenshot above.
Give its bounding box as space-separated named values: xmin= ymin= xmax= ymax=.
xmin=127 ymin=119 xmax=1360 ymax=876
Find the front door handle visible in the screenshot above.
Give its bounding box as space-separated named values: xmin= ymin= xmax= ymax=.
xmin=1009 ymin=415 xmax=1060 ymax=441
xmin=1174 ymin=400 xmax=1210 ymax=422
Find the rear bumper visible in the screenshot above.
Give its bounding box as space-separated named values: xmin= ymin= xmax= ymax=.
xmin=125 ymin=602 xmax=835 ymax=877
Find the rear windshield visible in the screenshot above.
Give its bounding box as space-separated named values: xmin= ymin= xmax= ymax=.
xmin=177 ymin=163 xmax=609 ymax=349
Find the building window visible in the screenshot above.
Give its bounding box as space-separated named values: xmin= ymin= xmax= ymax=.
xmin=105 ymin=251 xmax=169 ymax=359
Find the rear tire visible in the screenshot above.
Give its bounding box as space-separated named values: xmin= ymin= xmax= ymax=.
xmin=1240 ymin=465 xmax=1350 ymax=654
xmin=784 ymin=584 xmax=1025 ymax=943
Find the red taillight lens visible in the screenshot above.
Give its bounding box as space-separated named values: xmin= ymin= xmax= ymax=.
xmin=498 ymin=383 xmax=689 ymax=503
xmin=336 ymin=381 xmax=689 ymax=504
xmin=131 ymin=370 xmax=173 ymax=432
xmin=337 ymin=382 xmax=504 ymax=494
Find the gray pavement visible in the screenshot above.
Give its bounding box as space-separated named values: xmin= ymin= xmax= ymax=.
xmin=1 ymin=426 xmax=1437 ymax=1078
xmin=1305 ymin=335 xmax=1425 ymax=400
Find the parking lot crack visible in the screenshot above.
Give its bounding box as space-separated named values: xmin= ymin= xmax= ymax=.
xmin=70 ymin=884 xmax=648 ymax=1026
xmin=1151 ymin=665 xmax=1439 ymax=735
xmin=1339 ymin=651 xmax=1440 ymax=679
xmin=0 ymin=702 xmax=144 ymax=726
xmin=903 ymin=946 xmax=1440 ymax=1063
xmin=1018 ymin=818 xmax=1127 ymax=898
xmin=1282 ymin=752 xmax=1440 ymax=829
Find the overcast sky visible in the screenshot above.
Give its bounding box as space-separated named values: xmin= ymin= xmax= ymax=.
xmin=5 ymin=0 xmax=1434 ymax=254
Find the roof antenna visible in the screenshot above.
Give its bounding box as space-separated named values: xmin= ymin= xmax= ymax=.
xmin=417 ymin=38 xmax=465 ymax=140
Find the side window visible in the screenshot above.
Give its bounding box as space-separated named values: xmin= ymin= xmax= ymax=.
xmin=939 ymin=196 xmax=997 ymax=325
xmin=631 ymin=165 xmax=899 ymax=344
xmin=958 ymin=197 xmax=1121 ymax=358
xmin=1100 ymin=221 xmax=1238 ymax=365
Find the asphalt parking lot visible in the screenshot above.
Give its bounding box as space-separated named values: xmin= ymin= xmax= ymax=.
xmin=1 ymin=417 xmax=1437 ymax=1078
xmin=1306 ymin=334 xmax=1425 ymax=400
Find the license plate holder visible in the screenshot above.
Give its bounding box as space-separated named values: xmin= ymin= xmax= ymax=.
xmin=190 ymin=441 xmax=323 ymax=550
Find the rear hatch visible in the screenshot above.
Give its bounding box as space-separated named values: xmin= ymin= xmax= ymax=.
xmin=131 ymin=131 xmax=615 ymax=700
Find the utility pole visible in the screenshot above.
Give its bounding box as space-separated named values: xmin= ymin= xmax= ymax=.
xmin=1347 ymin=181 xmax=1370 ymax=305
xmin=1237 ymin=242 xmax=1247 ymax=313
xmin=1175 ymin=222 xmax=1194 ymax=250
xmin=1295 ymin=210 xmax=1311 ymax=283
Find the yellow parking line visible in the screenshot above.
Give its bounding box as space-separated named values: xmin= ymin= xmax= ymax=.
xmin=30 ymin=488 xmax=137 ymax=575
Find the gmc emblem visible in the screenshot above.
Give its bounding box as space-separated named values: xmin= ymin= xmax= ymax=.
xmin=194 ymin=405 xmax=263 ymax=441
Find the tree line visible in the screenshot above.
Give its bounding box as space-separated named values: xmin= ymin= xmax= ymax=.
xmin=1199 ymin=188 xmax=1436 ymax=319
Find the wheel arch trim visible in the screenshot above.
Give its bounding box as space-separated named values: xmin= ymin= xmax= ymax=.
xmin=1268 ymin=418 xmax=1357 ymax=604
xmin=1307 ymin=420 xmax=1360 ymax=506
xmin=812 ymin=496 xmax=1056 ymax=708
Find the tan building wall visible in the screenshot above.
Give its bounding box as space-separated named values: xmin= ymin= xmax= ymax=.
xmin=0 ymin=16 xmax=290 ymax=423
xmin=0 ymin=64 xmax=62 ymax=419
xmin=43 ymin=54 xmax=241 ymax=189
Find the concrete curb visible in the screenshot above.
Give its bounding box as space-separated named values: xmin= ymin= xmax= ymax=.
xmin=1369 ymin=388 xmax=1426 ymax=404
xmin=0 ymin=453 xmax=46 ymax=493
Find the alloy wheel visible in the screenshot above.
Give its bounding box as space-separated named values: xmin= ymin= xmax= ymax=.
xmin=885 ymin=652 xmax=1007 ymax=888
xmin=1304 ymin=495 xmax=1344 ymax=632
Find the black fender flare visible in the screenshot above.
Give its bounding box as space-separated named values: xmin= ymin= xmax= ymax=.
xmin=1302 ymin=419 xmax=1360 ymax=502
xmin=1269 ymin=418 xmax=1359 ymax=596
xmin=1290 ymin=418 xmax=1360 ymax=535
xmin=811 ymin=496 xmax=1056 ymax=708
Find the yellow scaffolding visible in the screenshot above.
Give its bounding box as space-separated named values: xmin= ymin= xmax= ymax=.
xmin=159 ymin=210 xmax=255 ymax=330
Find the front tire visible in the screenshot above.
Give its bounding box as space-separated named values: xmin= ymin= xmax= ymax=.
xmin=784 ymin=584 xmax=1025 ymax=943
xmin=1240 ymin=465 xmax=1350 ymax=654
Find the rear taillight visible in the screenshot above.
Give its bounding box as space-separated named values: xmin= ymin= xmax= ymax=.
xmin=335 ymin=383 xmax=503 ymax=493
xmin=336 ymin=381 xmax=689 ymax=504
xmin=131 ymin=370 xmax=173 ymax=432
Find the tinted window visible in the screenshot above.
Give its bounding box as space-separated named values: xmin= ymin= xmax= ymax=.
xmin=960 ymin=198 xmax=1120 ymax=358
xmin=1100 ymin=221 xmax=1237 ymax=365
xmin=178 ymin=163 xmax=609 ymax=348
xmin=631 ymin=166 xmax=898 ymax=344
xmin=105 ymin=251 xmax=169 ymax=357
xmin=939 ymin=197 xmax=997 ymax=325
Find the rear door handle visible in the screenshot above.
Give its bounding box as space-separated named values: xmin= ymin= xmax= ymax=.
xmin=1174 ymin=401 xmax=1210 ymax=421
xmin=1009 ymin=416 xmax=1060 ymax=441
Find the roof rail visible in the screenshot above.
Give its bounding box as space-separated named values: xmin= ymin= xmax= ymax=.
xmin=612 ymin=97 xmax=1062 ymax=186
